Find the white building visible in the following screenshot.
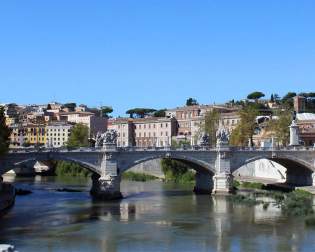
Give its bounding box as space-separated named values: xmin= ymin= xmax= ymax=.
xmin=46 ymin=122 xmax=73 ymax=147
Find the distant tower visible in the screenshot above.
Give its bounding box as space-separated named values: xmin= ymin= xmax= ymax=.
xmin=293 ymin=96 xmax=305 ymax=113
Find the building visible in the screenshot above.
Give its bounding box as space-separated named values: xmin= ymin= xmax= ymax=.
xmin=219 ymin=112 xmax=241 ymax=132
xmin=59 ymin=111 xmax=107 ymax=137
xmin=9 ymin=123 xmax=46 ymax=148
xmin=294 ymin=96 xmax=306 ymax=113
xmin=296 ymin=113 xmax=315 ymax=146
xmin=133 ymin=117 xmax=177 ymax=147
xmin=108 ymin=118 xmax=135 ymax=147
xmin=108 ymin=117 xmax=177 ymax=147
xmin=46 ymin=122 xmax=73 ymax=148
xmin=166 ymin=105 xmax=240 ymax=145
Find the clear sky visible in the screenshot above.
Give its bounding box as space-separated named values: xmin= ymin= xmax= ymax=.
xmin=0 ymin=1 xmax=315 ymax=116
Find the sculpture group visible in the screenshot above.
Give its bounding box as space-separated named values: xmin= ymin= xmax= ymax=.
xmin=95 ymin=129 xmax=118 ymax=147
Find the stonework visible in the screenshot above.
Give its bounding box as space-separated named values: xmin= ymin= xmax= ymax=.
xmin=1 ymin=146 xmax=315 ymax=200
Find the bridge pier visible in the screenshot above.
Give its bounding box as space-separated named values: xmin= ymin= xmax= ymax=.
xmin=193 ymin=171 xmax=213 ymax=194
xmin=213 ymin=141 xmax=233 ymax=194
xmin=90 ymin=144 xmax=122 ymax=200
xmin=90 ymin=173 xmax=122 ymax=200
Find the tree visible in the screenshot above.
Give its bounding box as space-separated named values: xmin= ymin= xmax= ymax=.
xmin=153 ymin=109 xmax=166 ymax=117
xmin=270 ymin=94 xmax=274 ymax=103
xmin=247 ymin=91 xmax=265 ymax=101
xmin=67 ymin=123 xmax=89 ymax=148
xmin=186 ymin=98 xmax=199 ymax=106
xmin=204 ymin=109 xmax=220 ymax=146
xmin=230 ymin=106 xmax=259 ymax=146
xmin=100 ymin=106 xmax=113 ymax=118
xmin=63 ymin=103 xmax=76 ymax=112
xmin=0 ymin=106 xmax=11 ymax=155
xmin=281 ymin=92 xmax=296 ymax=110
xmin=126 ymin=108 xmax=156 ymax=118
xmin=267 ymin=112 xmax=291 ymax=146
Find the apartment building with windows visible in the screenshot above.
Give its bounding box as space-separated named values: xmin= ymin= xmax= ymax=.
xmin=166 ymin=105 xmax=240 ymax=145
xmin=134 ymin=117 xmax=177 ymax=147
xmin=108 ymin=118 xmax=135 ymax=147
xmin=46 ymin=122 xmax=73 ymax=148
xmin=9 ymin=123 xmax=46 ymax=147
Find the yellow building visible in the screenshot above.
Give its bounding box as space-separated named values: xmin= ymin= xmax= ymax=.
xmin=9 ymin=123 xmax=47 ymax=147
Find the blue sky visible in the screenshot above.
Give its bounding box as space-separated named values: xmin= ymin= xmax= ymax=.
xmin=0 ymin=0 xmax=315 ymax=116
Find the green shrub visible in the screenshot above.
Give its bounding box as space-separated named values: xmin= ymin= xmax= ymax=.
xmin=240 ymin=182 xmax=264 ymax=190
xmin=55 ymin=161 xmax=91 ymax=177
xmin=122 ymin=172 xmax=158 ymax=181
xmin=281 ymin=191 xmax=314 ymax=216
xmin=160 ymin=159 xmax=195 ymax=184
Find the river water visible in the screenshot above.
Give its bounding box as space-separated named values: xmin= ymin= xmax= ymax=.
xmin=1 ymin=176 xmax=315 ymax=252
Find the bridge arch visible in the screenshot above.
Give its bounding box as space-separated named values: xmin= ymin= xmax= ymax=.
xmin=118 ymin=152 xmax=215 ymax=194
xmin=232 ymin=155 xmax=314 ymax=186
xmin=119 ymin=153 xmax=215 ymax=175
xmin=3 ymin=157 xmax=101 ymax=176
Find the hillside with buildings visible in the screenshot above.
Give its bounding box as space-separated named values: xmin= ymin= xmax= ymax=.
xmin=2 ymin=92 xmax=315 ymax=149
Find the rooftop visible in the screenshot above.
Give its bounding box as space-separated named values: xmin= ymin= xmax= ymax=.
xmin=297 ymin=113 xmax=315 ymax=121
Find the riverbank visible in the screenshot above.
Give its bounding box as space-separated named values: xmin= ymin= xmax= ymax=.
xmin=0 ymin=183 xmax=15 ymax=213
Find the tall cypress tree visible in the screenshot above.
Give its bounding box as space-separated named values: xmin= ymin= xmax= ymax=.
xmin=0 ymin=106 xmax=11 ymax=155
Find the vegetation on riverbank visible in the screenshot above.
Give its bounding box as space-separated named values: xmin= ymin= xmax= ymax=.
xmin=161 ymin=159 xmax=195 ymax=184
xmin=122 ymin=171 xmax=158 ymax=181
xmin=230 ymin=188 xmax=315 ymax=222
xmin=54 ymin=161 xmax=91 ymax=177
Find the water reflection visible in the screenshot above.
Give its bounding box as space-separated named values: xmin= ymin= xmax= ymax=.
xmin=1 ymin=176 xmax=315 ymax=252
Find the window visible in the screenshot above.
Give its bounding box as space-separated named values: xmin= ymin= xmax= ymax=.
xmin=161 ymin=132 xmax=163 ymax=136
xmin=166 ymin=131 xmax=168 ymax=136
xmin=161 ymin=123 xmax=163 ymax=128
xmin=144 ymin=124 xmax=146 ymax=129
xmin=144 ymin=132 xmax=146 ymax=137
xmin=165 ymin=123 xmax=168 ymax=128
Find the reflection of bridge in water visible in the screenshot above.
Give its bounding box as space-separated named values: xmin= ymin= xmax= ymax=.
xmin=1 ymin=143 xmax=315 ymax=199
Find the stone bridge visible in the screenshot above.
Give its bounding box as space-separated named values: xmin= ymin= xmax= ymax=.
xmin=0 ymin=143 xmax=315 ymax=200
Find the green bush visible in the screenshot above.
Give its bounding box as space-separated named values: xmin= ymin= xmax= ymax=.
xmin=281 ymin=190 xmax=314 ymax=216
xmin=160 ymin=159 xmax=195 ymax=184
xmin=55 ymin=161 xmax=91 ymax=177
xmin=122 ymin=172 xmax=158 ymax=181
xmin=240 ymin=182 xmax=264 ymax=190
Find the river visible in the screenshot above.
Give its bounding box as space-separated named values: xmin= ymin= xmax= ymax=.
xmin=1 ymin=176 xmax=315 ymax=252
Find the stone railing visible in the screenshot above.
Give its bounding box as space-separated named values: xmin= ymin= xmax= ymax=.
xmin=8 ymin=145 xmax=315 ymax=154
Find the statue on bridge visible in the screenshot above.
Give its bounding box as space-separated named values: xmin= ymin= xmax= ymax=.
xmin=199 ymin=133 xmax=210 ymax=146
xmin=216 ymin=127 xmax=230 ymax=144
xmin=95 ymin=129 xmax=118 ymax=147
